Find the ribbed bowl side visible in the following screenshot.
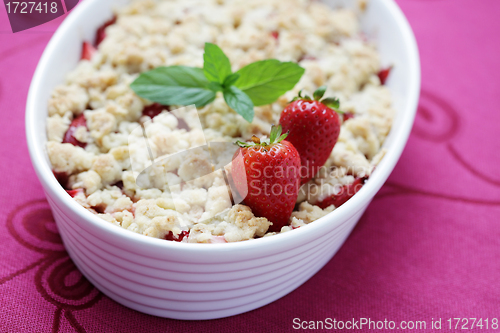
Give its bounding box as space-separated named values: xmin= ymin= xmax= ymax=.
xmin=48 ymin=196 xmax=364 ymax=319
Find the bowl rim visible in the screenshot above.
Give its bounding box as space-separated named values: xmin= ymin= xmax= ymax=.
xmin=26 ymin=0 xmax=420 ymax=253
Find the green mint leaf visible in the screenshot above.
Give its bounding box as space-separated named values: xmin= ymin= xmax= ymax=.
xmin=321 ymin=97 xmax=340 ymax=110
xmin=313 ymin=86 xmax=327 ymax=101
xmin=203 ymin=43 xmax=232 ymax=84
xmin=208 ymin=81 xmax=223 ymax=92
xmin=223 ymin=86 xmax=254 ymax=122
xmin=223 ymin=73 xmax=240 ymax=88
xmin=234 ymin=60 xmax=305 ymax=106
xmin=131 ymin=66 xmax=216 ymax=107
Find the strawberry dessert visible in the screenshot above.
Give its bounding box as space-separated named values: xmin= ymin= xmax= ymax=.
xmin=45 ymin=0 xmax=394 ymax=243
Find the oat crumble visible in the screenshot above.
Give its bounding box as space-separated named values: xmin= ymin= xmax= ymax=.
xmin=46 ymin=0 xmax=394 ymax=243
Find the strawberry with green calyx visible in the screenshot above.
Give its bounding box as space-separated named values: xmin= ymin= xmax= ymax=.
xmin=279 ymin=86 xmax=342 ymax=185
xmin=232 ymin=125 xmax=301 ymax=232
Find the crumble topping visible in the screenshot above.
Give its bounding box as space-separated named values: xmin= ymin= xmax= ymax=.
xmin=46 ymin=0 xmax=395 ymax=243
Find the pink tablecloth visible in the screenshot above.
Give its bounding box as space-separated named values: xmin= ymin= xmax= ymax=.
xmin=1 ymin=0 xmax=500 ymax=331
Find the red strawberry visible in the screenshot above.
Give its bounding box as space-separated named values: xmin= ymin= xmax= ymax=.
xmin=280 ymin=86 xmax=342 ymax=184
xmin=81 ymin=41 xmax=96 ymax=61
xmin=63 ymin=114 xmax=87 ymax=148
xmin=95 ymin=16 xmax=117 ymax=47
xmin=377 ymin=66 xmax=392 ymax=85
xmin=232 ymin=125 xmax=301 ymax=232
xmin=316 ymin=178 xmax=365 ymax=209
xmin=165 ymin=230 xmax=189 ymax=242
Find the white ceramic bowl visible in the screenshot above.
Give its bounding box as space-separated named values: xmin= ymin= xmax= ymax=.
xmin=26 ymin=0 xmax=420 ymax=320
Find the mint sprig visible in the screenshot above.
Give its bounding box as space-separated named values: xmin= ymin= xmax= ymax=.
xmin=131 ymin=43 xmax=305 ymax=123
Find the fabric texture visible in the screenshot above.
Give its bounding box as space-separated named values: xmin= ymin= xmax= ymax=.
xmin=1 ymin=0 xmax=499 ymax=331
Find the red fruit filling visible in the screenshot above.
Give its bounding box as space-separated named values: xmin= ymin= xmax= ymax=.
xmin=66 ymin=188 xmax=84 ymax=198
xmin=92 ymin=204 xmax=106 ymax=214
xmin=142 ymin=103 xmax=170 ymax=119
xmin=271 ymin=31 xmax=279 ymax=39
xmin=95 ymin=16 xmax=117 ymax=47
xmin=112 ymin=181 xmax=124 ymax=190
xmin=377 ymin=66 xmax=392 ymax=85
xmin=298 ymin=55 xmax=316 ymax=62
xmin=53 ymin=171 xmax=70 ymax=189
xmin=62 ymin=114 xmax=87 ymax=148
xmin=317 ymin=178 xmax=366 ymax=209
xmin=343 ymin=112 xmax=355 ymax=122
xmin=165 ymin=231 xmax=189 ymax=242
xmin=81 ymin=41 xmax=96 ymax=61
